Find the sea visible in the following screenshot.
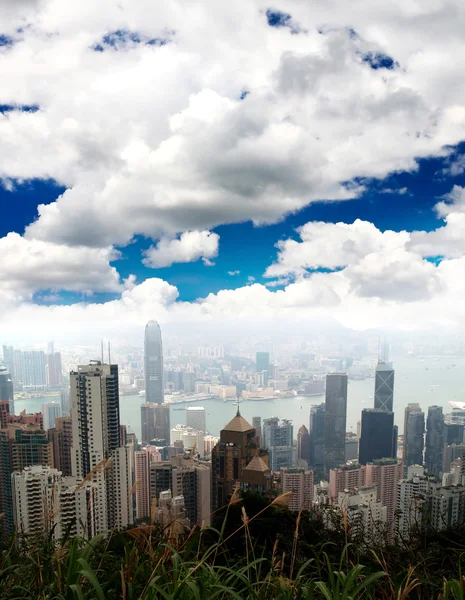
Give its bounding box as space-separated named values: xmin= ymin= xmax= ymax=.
xmin=14 ymin=355 xmax=465 ymax=441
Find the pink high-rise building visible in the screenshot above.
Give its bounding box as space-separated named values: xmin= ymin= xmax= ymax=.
xmin=365 ymin=458 xmax=403 ymax=527
xmin=135 ymin=446 xmax=161 ymax=520
xmin=281 ymin=468 xmax=314 ymax=510
xmin=329 ymin=463 xmax=366 ymax=501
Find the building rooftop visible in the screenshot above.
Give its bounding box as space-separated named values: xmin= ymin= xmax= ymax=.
xmin=222 ymin=411 xmax=254 ymax=433
xmin=243 ymin=455 xmax=270 ymax=473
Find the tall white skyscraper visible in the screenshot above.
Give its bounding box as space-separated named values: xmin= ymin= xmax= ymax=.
xmin=144 ymin=321 xmax=164 ymax=404
xmin=70 ymin=361 xmax=133 ymax=532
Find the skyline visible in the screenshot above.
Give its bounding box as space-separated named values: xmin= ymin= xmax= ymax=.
xmin=3 ymin=2 xmax=465 ymax=340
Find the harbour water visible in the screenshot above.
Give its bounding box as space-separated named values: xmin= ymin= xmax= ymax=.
xmin=14 ymin=355 xmax=465 ymax=441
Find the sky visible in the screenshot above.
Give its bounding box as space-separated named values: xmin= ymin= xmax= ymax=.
xmin=3 ymin=0 xmax=465 ymax=343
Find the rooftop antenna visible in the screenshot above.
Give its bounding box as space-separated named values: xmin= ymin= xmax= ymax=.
xmin=101 ymin=339 xmax=104 ymax=363
xmin=108 ymin=340 xmax=111 ymax=365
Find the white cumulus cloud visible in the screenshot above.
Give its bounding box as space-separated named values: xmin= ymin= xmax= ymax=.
xmin=142 ymin=230 xmax=219 ymax=268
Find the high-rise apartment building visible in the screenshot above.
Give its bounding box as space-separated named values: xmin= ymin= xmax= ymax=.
xmin=324 ymin=373 xmax=348 ymax=474
xmin=329 ymin=463 xmax=366 ymax=501
xmin=183 ymin=371 xmax=196 ymax=394
xmin=135 ymin=446 xmax=160 ymax=520
xmin=2 ymin=346 xmax=14 ymax=379
xmin=70 ymin=361 xmax=121 ymax=478
xmin=374 ymin=362 xmax=394 ymax=411
xmin=186 ymin=406 xmax=206 ymax=433
xmin=42 ymin=401 xmax=62 ymax=431
xmin=144 ymin=321 xmax=164 ymax=404
xmin=262 ymin=417 xmax=293 ymax=471
xmin=425 ymin=406 xmax=444 ymax=478
xmin=403 ymin=404 xmax=425 ymax=468
xmin=252 ymin=417 xmax=262 ymax=444
xmin=297 ymin=425 xmax=311 ymax=464
xmin=309 ymin=403 xmax=325 ymax=471
xmin=46 ymin=352 xmax=62 ymax=386
xmin=359 ymin=409 xmax=395 ymax=465
xmin=0 ymin=425 xmax=53 ymax=533
xmin=211 ymin=410 xmax=268 ymax=511
xmin=70 ymin=361 xmax=132 ymax=532
xmin=337 ymin=485 xmax=387 ymax=545
xmin=12 ymin=465 xmax=100 ymax=540
xmin=21 ymin=351 xmax=47 ymax=388
xmin=0 ymin=367 xmax=14 ymax=414
xmin=256 ymin=352 xmax=270 ymax=384
xmin=365 ymin=458 xmax=403 ymax=530
xmin=443 ymin=443 xmax=465 ymax=474
xmin=48 ymin=416 xmax=73 ymax=476
xmin=141 ymin=403 xmax=157 ymax=445
xmin=281 ymin=467 xmax=314 ymax=510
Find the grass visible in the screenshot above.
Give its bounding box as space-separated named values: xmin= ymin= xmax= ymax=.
xmin=0 ymin=492 xmax=464 ymax=599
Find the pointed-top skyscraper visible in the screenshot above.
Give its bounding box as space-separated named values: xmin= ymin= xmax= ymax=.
xmin=374 ymin=362 xmax=394 ymax=412
xmin=144 ymin=321 xmax=164 ymax=405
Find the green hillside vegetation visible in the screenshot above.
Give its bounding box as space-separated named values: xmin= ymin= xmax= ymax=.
xmin=1 ymin=491 xmax=464 ymax=599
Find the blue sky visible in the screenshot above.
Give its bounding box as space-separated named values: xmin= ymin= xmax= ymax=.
xmin=2 ymin=1 xmax=465 ymax=340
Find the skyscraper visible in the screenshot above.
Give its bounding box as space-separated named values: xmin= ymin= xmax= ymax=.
xmin=186 ymin=406 xmax=206 ymax=433
xmin=256 ymin=352 xmax=270 ymax=384
xmin=359 ymin=409 xmax=395 ymax=465
xmin=70 ymin=361 xmax=121 ymax=478
xmin=2 ymin=346 xmax=14 ymax=379
xmin=141 ymin=403 xmax=157 ymax=445
xmin=297 ymin=425 xmax=311 ymax=464
xmin=0 ymin=367 xmax=14 ymax=414
xmin=309 ymin=403 xmax=325 ymax=471
xmin=374 ymin=362 xmax=394 ymax=411
xmin=262 ymin=417 xmax=293 ymax=471
xmin=211 ymin=409 xmax=268 ymax=511
xmin=154 ymin=404 xmax=171 ymax=442
xmin=324 ymin=373 xmax=348 ymax=474
xmin=0 ymin=425 xmax=53 ymax=533
xmin=403 ymin=404 xmax=425 ymax=469
xmin=48 ymin=416 xmax=73 ymax=476
xmin=70 ymin=361 xmax=132 ymax=533
xmin=144 ymin=321 xmax=164 ymax=404
xmin=425 ymin=406 xmax=444 ymax=478
xmin=46 ymin=352 xmax=62 ymax=386
xmin=21 ymin=351 xmax=47 ymax=388
xmin=281 ymin=468 xmax=314 ymax=510
xmin=41 ymin=402 xmax=62 ymax=431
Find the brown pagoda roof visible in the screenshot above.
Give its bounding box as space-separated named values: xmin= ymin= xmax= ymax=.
xmin=243 ymin=455 xmax=270 ymax=473
xmin=222 ymin=410 xmax=254 ymax=433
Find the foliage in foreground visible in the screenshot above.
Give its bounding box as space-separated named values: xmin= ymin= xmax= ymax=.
xmin=0 ymin=492 xmax=465 ymax=599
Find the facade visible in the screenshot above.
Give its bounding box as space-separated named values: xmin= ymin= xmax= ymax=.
xmin=297 ymin=425 xmax=311 ymax=464
xmin=255 ymin=352 xmax=270 ymax=384
xmin=309 ymin=403 xmax=325 ymax=471
xmin=144 ymin=321 xmax=164 ymax=404
xmin=46 ymin=352 xmax=62 ymax=386
xmin=262 ymin=417 xmax=293 ymax=471
xmin=365 ymin=458 xmax=403 ymax=530
xmin=183 ymin=372 xmax=196 ymax=394
xmin=20 ymin=351 xmax=47 ymax=388
xmin=48 ymin=416 xmax=73 ymax=476
xmin=42 ymin=401 xmax=62 ymax=431
xmin=211 ymin=410 xmax=268 ymax=511
xmin=0 ymin=425 xmax=53 ymax=533
xmin=374 ymin=362 xmax=394 ymax=412
xmin=337 ymin=485 xmax=388 ymax=545
xmin=170 ymin=425 xmax=204 ymax=452
xmin=425 ymin=406 xmax=444 ymax=478
xmin=359 ymin=409 xmax=395 ymax=465
xmin=429 ymin=485 xmax=465 ymax=530
xmin=135 ymin=446 xmax=160 ymax=520
xmin=397 ymin=469 xmax=433 ymax=542
xmin=107 ymin=445 xmax=133 ymax=530
xmin=330 ymin=463 xmax=366 ymax=501
xmin=186 ymin=406 xmax=206 ymax=433
xmin=252 ymin=417 xmax=262 ymax=444
xmin=403 ymin=404 xmax=425 ymax=469
xmin=443 ymin=444 xmax=465 ymax=474
xmin=324 ymin=374 xmax=348 ymax=474
xmin=154 ymin=404 xmax=171 ymax=442
xmin=141 ymin=403 xmax=156 ymax=445
xmin=281 ymin=467 xmax=314 ymax=510
xmin=0 ymin=367 xmax=14 ymax=414
xmin=70 ymin=362 xmax=120 ymax=478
